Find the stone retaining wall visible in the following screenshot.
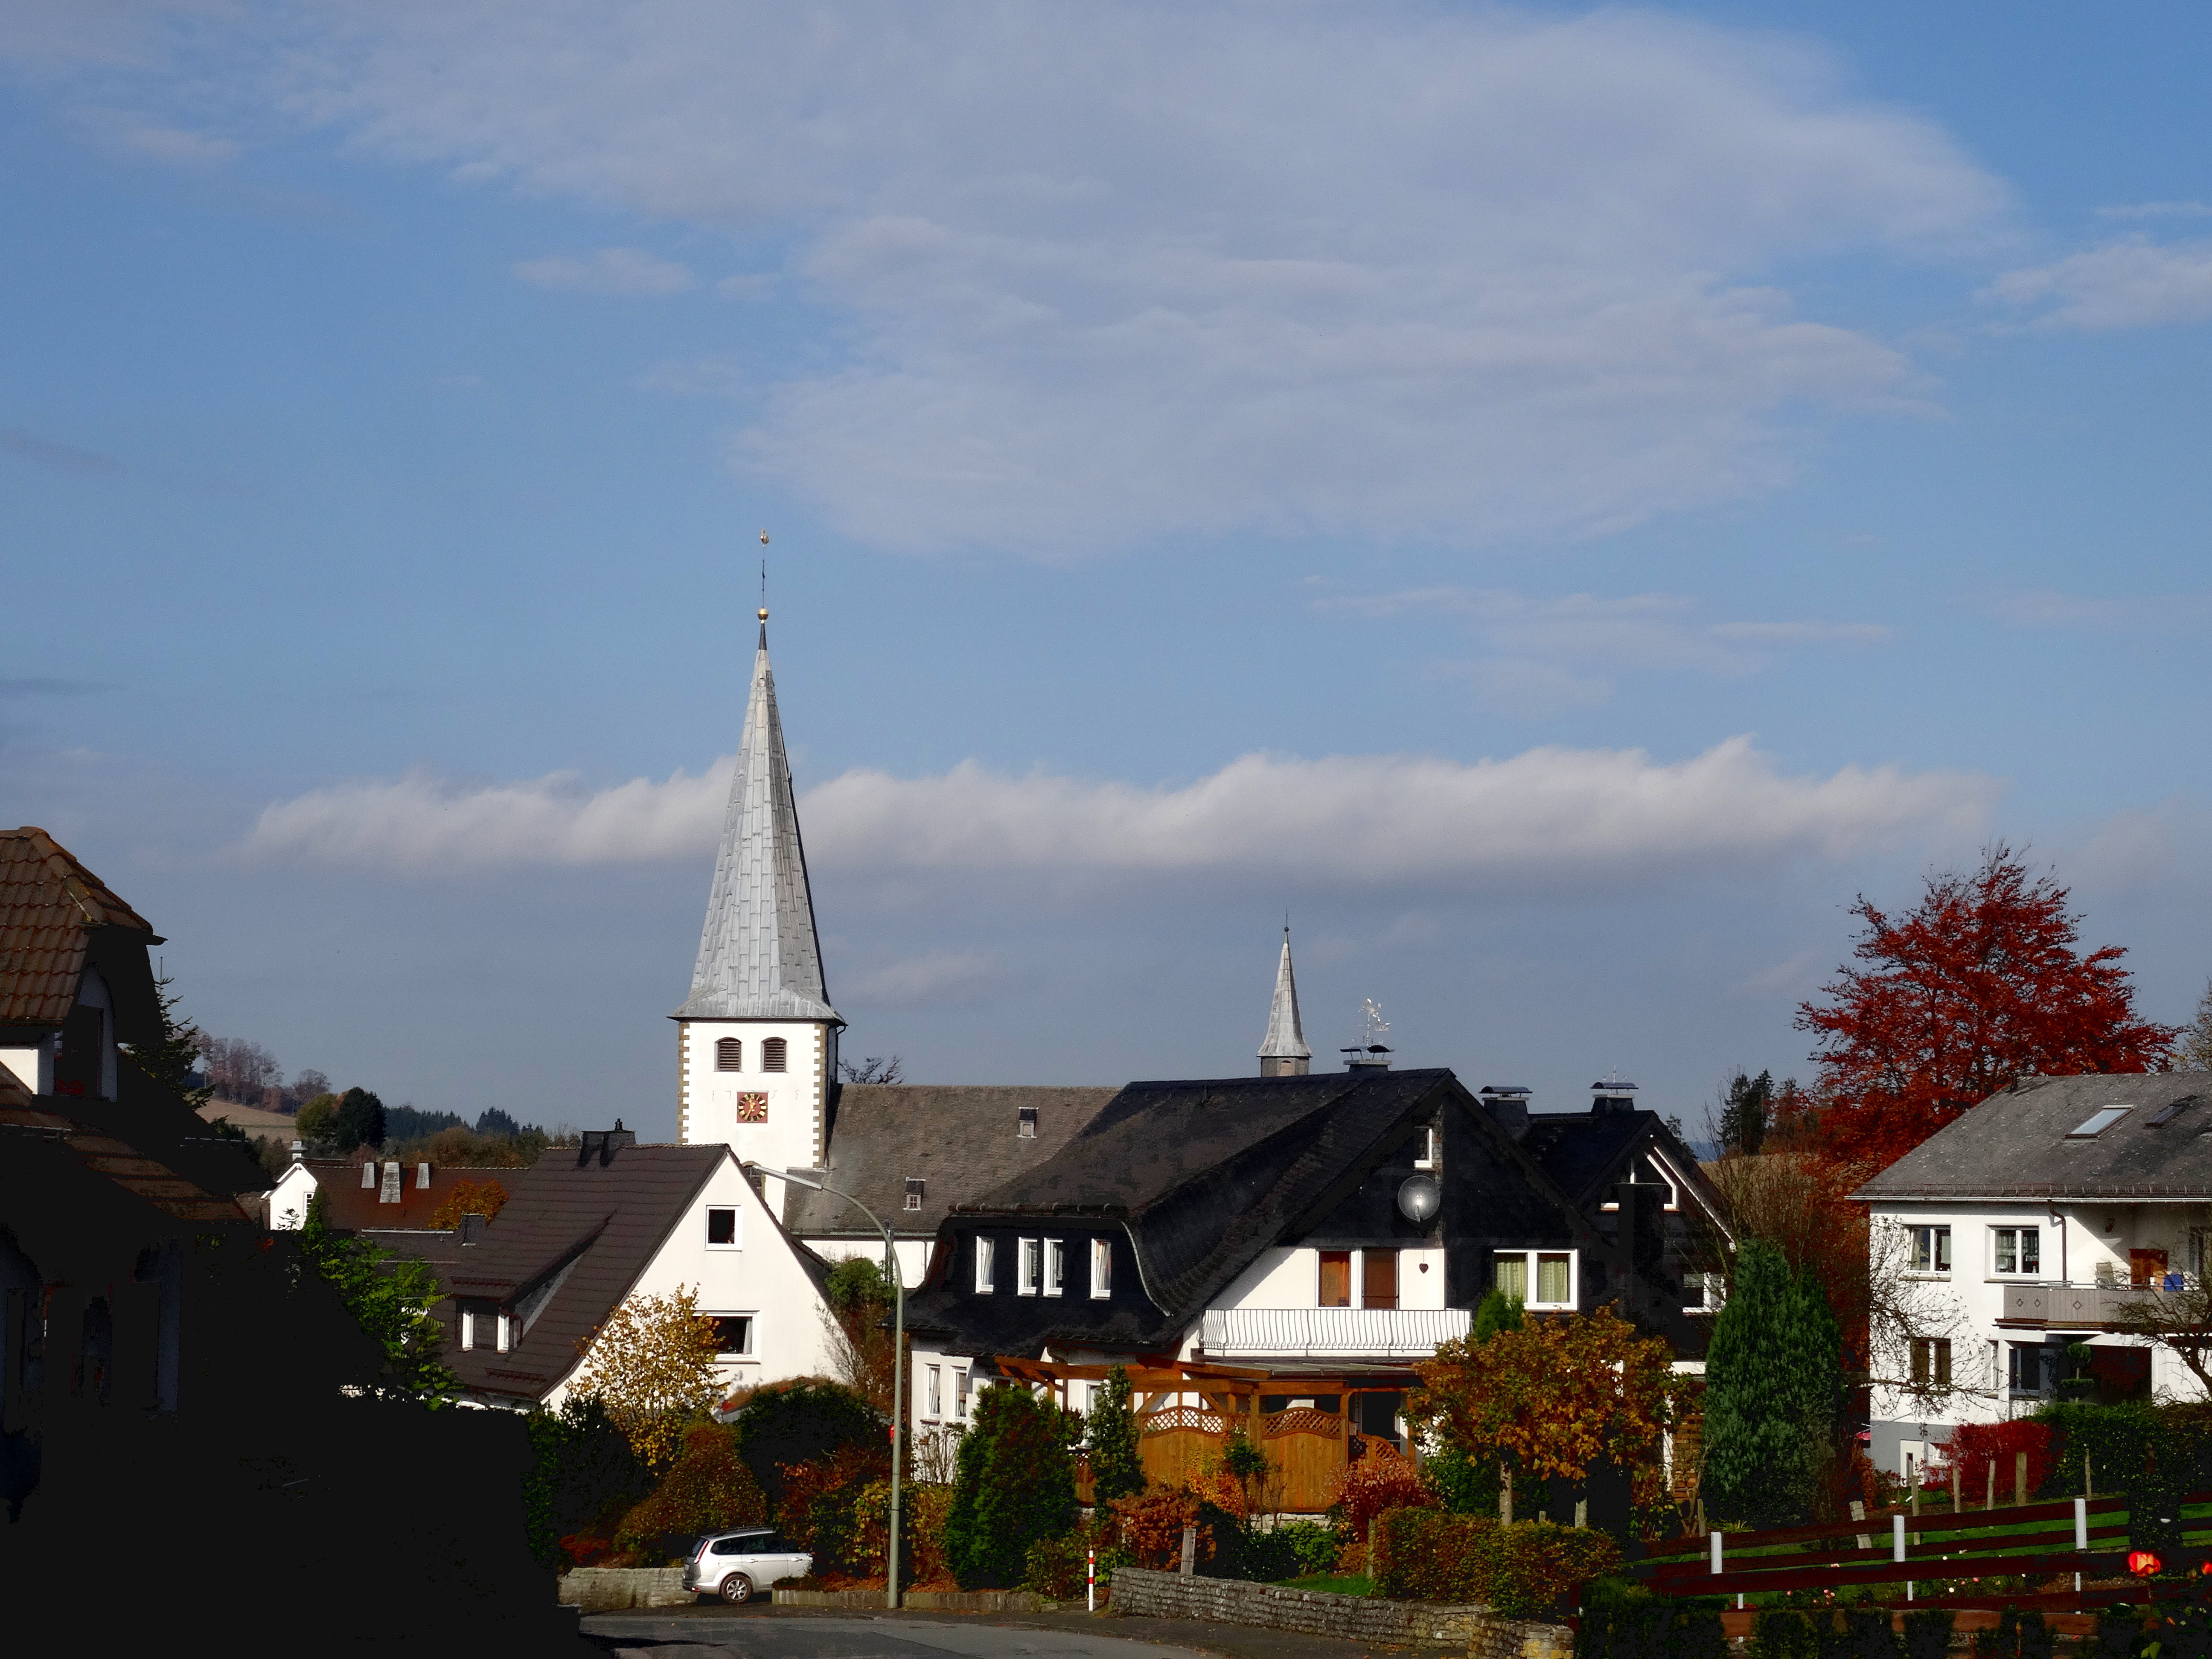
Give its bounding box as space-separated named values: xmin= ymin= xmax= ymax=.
xmin=1107 ymin=1566 xmax=1571 ymax=1656
xmin=774 ymin=1588 xmax=1048 ymax=1613
xmin=555 ymin=1567 xmax=691 ymax=1612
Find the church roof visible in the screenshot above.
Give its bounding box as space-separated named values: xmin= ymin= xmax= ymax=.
xmin=1257 ymin=929 xmax=1310 ymax=1061
xmin=787 ymin=1083 xmax=1123 ymax=1240
xmin=675 ymin=619 xmax=840 ymax=1024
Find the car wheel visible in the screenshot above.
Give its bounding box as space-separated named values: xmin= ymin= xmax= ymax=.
xmin=719 ymin=1572 xmax=754 ymax=1605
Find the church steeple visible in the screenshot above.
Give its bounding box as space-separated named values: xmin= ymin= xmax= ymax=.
xmin=1258 ymin=926 xmax=1311 ymax=1077
xmin=676 ymin=609 xmax=839 ymax=1024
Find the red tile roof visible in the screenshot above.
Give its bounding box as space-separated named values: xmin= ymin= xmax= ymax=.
xmin=0 ymin=827 xmax=158 ymax=1029
xmin=301 ymin=1159 xmax=511 ymax=1232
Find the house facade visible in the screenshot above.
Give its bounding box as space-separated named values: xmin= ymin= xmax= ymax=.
xmin=1854 ymin=1070 xmax=2212 ymax=1477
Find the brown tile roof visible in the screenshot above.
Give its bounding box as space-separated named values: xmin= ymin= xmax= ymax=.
xmin=790 ymin=1084 xmax=1123 ymax=1240
xmin=0 ymin=1069 xmax=249 ymax=1224
xmin=379 ymin=1141 xmax=750 ymax=1402
xmin=301 ymin=1159 xmax=514 ymax=1232
xmin=0 ymin=826 xmax=158 ymax=1029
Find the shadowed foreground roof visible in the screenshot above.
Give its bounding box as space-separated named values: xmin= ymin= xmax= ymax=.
xmin=1854 ymin=1071 xmax=2212 ymax=1199
xmin=788 ymin=1083 xmax=1122 ymax=1238
xmin=0 ymin=826 xmax=157 ymax=1029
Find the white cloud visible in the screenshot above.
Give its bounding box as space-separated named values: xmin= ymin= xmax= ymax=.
xmin=228 ymin=2 xmax=2007 ymax=554
xmin=842 ymin=949 xmax=1002 ymax=1008
xmin=1983 ymin=236 xmax=2212 ymax=331
xmin=1332 ymin=587 xmax=1889 ymax=712
xmin=512 ymin=247 xmax=696 ymax=296
xmin=245 ymin=736 xmax=1996 ymax=894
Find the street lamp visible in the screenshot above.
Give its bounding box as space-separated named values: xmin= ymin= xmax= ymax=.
xmin=745 ymin=1161 xmax=905 ymax=1610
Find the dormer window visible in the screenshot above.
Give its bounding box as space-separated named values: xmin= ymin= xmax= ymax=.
xmin=762 ymin=1037 xmax=788 ymax=1073
xmin=905 ymin=1178 xmax=925 ymax=1212
xmin=1018 ymin=1106 xmax=1038 ymax=1139
xmin=716 ymin=1038 xmax=743 ymax=1072
xmin=974 ymin=1237 xmax=996 ymax=1294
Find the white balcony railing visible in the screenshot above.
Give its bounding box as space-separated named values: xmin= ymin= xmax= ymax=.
xmin=1199 ymin=1306 xmax=1473 ymax=1360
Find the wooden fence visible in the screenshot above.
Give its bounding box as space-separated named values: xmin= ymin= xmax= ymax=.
xmin=1625 ymin=1490 xmax=2212 ymax=1615
xmin=1072 ymin=1400 xmax=1402 ymax=1512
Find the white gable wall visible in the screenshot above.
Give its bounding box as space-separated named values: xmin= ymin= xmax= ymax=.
xmin=545 ymin=1149 xmax=839 ymax=1410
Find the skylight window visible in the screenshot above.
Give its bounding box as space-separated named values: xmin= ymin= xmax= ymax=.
xmin=2067 ymin=1105 xmax=2133 ymax=1138
xmin=2147 ymin=1098 xmax=2197 ymax=1127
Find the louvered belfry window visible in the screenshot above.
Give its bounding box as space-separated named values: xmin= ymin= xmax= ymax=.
xmin=716 ymin=1037 xmax=742 ymax=1072
xmin=762 ymin=1037 xmax=788 ymax=1073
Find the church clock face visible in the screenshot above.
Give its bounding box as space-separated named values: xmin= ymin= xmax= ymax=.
xmin=735 ymin=1092 xmax=769 ymax=1123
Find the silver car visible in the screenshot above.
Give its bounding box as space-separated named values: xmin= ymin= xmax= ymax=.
xmin=682 ymin=1528 xmax=814 ymax=1605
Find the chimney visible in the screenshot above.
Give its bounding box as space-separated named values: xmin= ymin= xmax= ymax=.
xmin=361 ymin=1160 xmax=377 ymax=1189
xmin=289 ymin=1139 xmax=305 ymax=1166
xmin=416 ymin=1161 xmax=431 ymax=1190
xmin=1342 ymin=1045 xmax=1393 ymax=1071
xmin=1479 ymin=1086 xmax=1531 ymax=1138
xmin=379 ymin=1160 xmax=402 ymax=1204
xmin=1591 ymin=1076 xmax=1639 ymax=1118
xmin=577 ymin=1118 xmax=639 ymax=1167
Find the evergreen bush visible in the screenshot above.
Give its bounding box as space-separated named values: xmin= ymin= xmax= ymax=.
xmin=521 ymin=1396 xmax=652 ymax=1568
xmin=1087 ymin=1365 xmax=1144 ymax=1505
xmin=943 ymin=1382 xmax=1080 ymax=1588
xmin=1702 ymin=1240 xmax=1842 ymax=1526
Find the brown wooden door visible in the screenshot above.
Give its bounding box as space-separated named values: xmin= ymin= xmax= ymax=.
xmin=1362 ymin=1249 xmax=1399 ymax=1310
xmin=1319 ymin=1251 xmax=1350 ymax=1307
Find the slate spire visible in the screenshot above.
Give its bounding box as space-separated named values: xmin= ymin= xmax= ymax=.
xmin=675 ymin=611 xmax=840 ymax=1023
xmin=1258 ymin=926 xmax=1312 ymax=1077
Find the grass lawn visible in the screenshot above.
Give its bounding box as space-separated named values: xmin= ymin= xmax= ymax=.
xmin=1274 ymin=1573 xmax=1374 ymax=1596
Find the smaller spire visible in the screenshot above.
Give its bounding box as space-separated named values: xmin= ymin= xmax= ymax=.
xmin=1258 ymin=926 xmax=1312 ymax=1077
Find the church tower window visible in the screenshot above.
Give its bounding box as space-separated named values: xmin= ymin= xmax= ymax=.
xmin=716 ymin=1037 xmax=742 ymax=1072
xmin=762 ymin=1037 xmax=788 ymax=1073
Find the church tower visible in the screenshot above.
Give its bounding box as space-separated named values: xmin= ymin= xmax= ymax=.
xmin=674 ymin=607 xmax=842 ymax=1215
xmin=1257 ymin=926 xmax=1312 ymax=1077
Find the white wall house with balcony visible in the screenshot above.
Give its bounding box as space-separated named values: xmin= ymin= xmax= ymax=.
xmin=1854 ymin=1071 xmax=2212 ymax=1477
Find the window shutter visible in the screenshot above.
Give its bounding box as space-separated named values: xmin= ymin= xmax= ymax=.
xmin=762 ymin=1037 xmax=787 ymax=1073
xmin=716 ymin=1037 xmax=742 ymax=1071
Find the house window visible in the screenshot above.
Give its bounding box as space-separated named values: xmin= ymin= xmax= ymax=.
xmin=1911 ymin=1226 xmax=1952 ymax=1274
xmin=460 ymin=1310 xmax=476 ymax=1351
xmin=1414 ymin=1125 xmax=1438 ymax=1170
xmin=709 ymin=1316 xmax=754 ymax=1357
xmin=495 ymin=1312 xmax=512 ymax=1353
xmin=1090 ymin=1237 xmax=1112 ymax=1299
xmin=1494 ymin=1249 xmax=1576 ymax=1309
xmin=1993 ymin=1226 xmax=2041 ymax=1276
xmin=716 ymin=1037 xmax=743 ymax=1071
xmin=905 ymin=1178 xmax=925 ymax=1213
xmin=1987 ymin=1340 xmax=2001 ymax=1392
xmin=1319 ymin=1250 xmax=1352 ymax=1307
xmin=974 ymin=1237 xmax=995 ymax=1294
xmin=2008 ymin=1342 xmax=2052 ymax=1395
xmin=707 ymin=1207 xmax=739 ymax=1248
xmin=1018 ymin=1106 xmax=1038 ymax=1139
xmin=1362 ymin=1249 xmax=1399 ymax=1310
xmin=926 ymin=1364 xmax=942 ymax=1417
xmin=1018 ymin=1238 xmax=1041 ymax=1295
xmin=954 ymin=1369 xmax=969 ymax=1419
xmin=1684 ymin=1271 xmax=1726 ymax=1313
xmin=1911 ymin=1338 xmax=1952 ymax=1388
xmin=1044 ymin=1239 xmax=1064 ymax=1297
xmin=762 ymin=1037 xmax=788 ymax=1073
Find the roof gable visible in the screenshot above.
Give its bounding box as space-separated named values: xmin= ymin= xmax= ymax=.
xmin=0 ymin=827 xmax=159 ymax=1032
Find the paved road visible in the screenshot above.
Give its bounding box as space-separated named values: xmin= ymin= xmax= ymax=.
xmin=580 ymin=1604 xmax=1465 ymax=1659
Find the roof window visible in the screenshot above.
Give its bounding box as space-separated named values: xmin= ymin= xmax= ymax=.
xmin=2147 ymin=1097 xmax=2197 ymax=1127
xmin=1018 ymin=1106 xmax=1037 ymax=1139
xmin=2067 ymin=1105 xmax=2133 ymax=1138
xmin=905 ymin=1177 xmax=925 ymax=1212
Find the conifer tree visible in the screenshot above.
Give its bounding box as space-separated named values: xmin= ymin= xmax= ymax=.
xmin=125 ymin=968 xmax=213 ymax=1108
xmin=1701 ymin=1240 xmax=1842 ymax=1526
xmin=943 ymin=1382 xmax=1078 ymax=1587
xmin=1086 ymin=1364 xmax=1144 ymax=1505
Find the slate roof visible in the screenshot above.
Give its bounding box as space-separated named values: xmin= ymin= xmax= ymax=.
xmin=908 ymin=1068 xmax=1467 ymax=1347
xmin=787 ymin=1083 xmax=1123 ymax=1239
xmin=1520 ymin=1109 xmax=1650 ymax=1206
xmin=0 ymin=826 xmax=159 ymax=1030
xmin=1854 ymin=1071 xmax=2212 ymax=1200
xmin=675 ymin=622 xmax=838 ymax=1024
xmin=0 ymin=1068 xmax=251 ymax=1224
xmin=293 ymin=1159 xmax=510 ymax=1233
xmin=381 ymin=1140 xmax=824 ymax=1403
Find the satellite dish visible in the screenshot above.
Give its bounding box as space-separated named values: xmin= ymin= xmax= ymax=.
xmin=1397 ymin=1173 xmax=1441 ymax=1223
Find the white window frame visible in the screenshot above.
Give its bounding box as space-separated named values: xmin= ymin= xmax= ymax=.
xmin=1018 ymin=1237 xmax=1041 ymax=1296
xmin=1683 ymin=1270 xmax=1725 ymax=1314
xmin=707 ymin=1313 xmax=755 ymax=1358
xmin=1991 ymin=1225 xmax=2043 ymax=1278
xmin=1413 ymin=1125 xmax=1438 ymax=1170
xmin=1494 ymin=1248 xmax=1578 ymax=1310
xmin=926 ymin=1364 xmax=942 ymax=1418
xmin=954 ymin=1368 xmax=969 ymax=1420
xmin=1909 ymin=1225 xmax=1953 ymax=1276
xmin=974 ymin=1237 xmax=995 ymax=1295
xmin=460 ymin=1309 xmax=476 ymax=1351
xmin=706 ymin=1206 xmax=742 ymax=1250
xmin=1090 ymin=1237 xmax=1112 ymax=1299
xmin=495 ymin=1311 xmax=512 ymax=1353
xmin=1044 ymin=1238 xmax=1064 ymax=1297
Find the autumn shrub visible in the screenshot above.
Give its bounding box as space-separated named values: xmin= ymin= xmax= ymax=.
xmin=779 ymin=1441 xmax=891 ymax=1574
xmin=901 ymin=1483 xmax=958 ymax=1586
xmin=427 ymin=1176 xmax=509 ymax=1231
xmin=729 ymin=1377 xmax=881 ymax=1517
xmin=942 ymin=1382 xmax=1080 ymax=1588
xmin=1328 ymin=1453 xmax=1435 ymax=1538
xmin=1109 ymin=1487 xmax=1209 ymax=1571
xmin=1372 ymin=1508 xmax=1621 ymax=1618
xmin=614 ymin=1421 xmax=768 ymax=1562
xmin=1024 ymin=1515 xmax=1122 ymax=1599
xmin=1931 ymin=1420 xmax=2056 ymax=1505
xmin=567 ymin=1288 xmax=727 ymax=1469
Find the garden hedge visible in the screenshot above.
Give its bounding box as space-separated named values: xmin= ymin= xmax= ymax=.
xmin=1374 ymin=1507 xmax=1620 ymax=1617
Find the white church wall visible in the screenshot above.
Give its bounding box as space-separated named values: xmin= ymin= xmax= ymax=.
xmin=804 ymin=1235 xmax=933 ymax=1290
xmin=677 ymin=1018 xmax=830 ymax=1217
xmin=546 ymin=1150 xmax=838 ymax=1410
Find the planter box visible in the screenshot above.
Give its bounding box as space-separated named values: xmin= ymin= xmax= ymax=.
xmin=555 ymin=1568 xmax=691 ymax=1612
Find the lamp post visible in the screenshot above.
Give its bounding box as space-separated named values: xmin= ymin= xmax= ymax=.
xmin=746 ymin=1161 xmax=905 ymax=1610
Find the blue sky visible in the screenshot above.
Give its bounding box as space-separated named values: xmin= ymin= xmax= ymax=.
xmin=6 ymin=2 xmax=2211 ymax=1137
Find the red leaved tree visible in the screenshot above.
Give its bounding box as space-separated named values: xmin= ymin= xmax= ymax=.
xmin=1796 ymin=844 xmax=2174 ymax=1173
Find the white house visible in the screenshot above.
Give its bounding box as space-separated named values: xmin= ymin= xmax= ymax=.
xmin=1854 ymin=1071 xmax=2212 ymax=1476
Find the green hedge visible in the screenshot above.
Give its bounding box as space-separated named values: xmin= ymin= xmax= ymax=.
xmin=1374 ymin=1507 xmax=1620 ymax=1617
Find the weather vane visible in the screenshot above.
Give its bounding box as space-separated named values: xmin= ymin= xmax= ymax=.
xmin=759 ymin=530 xmax=768 ymax=618
xmin=1361 ymin=999 xmax=1389 ymax=1046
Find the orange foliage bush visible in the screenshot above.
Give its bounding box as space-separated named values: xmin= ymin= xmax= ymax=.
xmin=1327 ymin=1453 xmax=1434 ymax=1537
xmin=1374 ymin=1509 xmax=1619 ymax=1617
xmin=428 ymin=1177 xmax=509 ymax=1231
xmin=1107 ymin=1487 xmax=1213 ymax=1571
